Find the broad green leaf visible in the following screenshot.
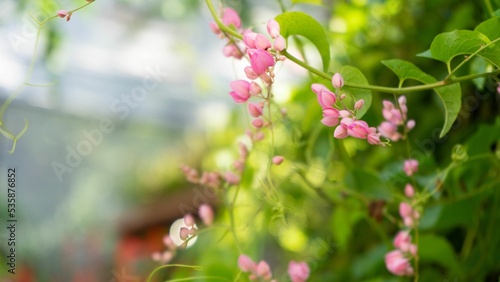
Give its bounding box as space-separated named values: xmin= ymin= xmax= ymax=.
xmin=291 ymin=0 xmax=322 ymax=4
xmin=465 ymin=117 xmax=500 ymax=156
xmin=419 ymin=197 xmax=480 ymax=230
xmin=381 ymin=59 xmax=461 ymax=137
xmin=275 ymin=11 xmax=330 ymax=71
xmin=475 ymin=17 xmax=500 ymax=42
xmin=340 ymin=65 xmax=372 ymax=118
xmin=419 ymin=234 xmax=463 ymax=276
xmin=428 ymin=30 xmax=500 ymax=68
xmin=469 ymin=56 xmax=489 ymax=90
xmin=344 ymin=169 xmax=391 ymax=199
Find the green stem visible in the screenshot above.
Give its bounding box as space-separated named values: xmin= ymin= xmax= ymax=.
xmin=205 ymin=0 xmax=242 ymax=40
xmin=485 ymin=0 xmax=494 ymax=16
xmin=445 ymin=37 xmax=500 ymax=80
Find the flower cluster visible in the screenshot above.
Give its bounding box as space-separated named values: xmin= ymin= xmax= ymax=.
xmin=152 ymin=204 xmax=215 ymax=264
xmin=378 ymin=96 xmax=415 ymax=141
xmin=385 ymin=159 xmax=420 ymax=276
xmin=238 ymin=255 xmax=310 ymax=282
xmin=312 ymin=73 xmax=384 ymax=145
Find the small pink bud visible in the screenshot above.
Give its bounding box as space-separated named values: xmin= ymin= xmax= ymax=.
xmin=354 ymin=99 xmax=365 ymax=110
xmin=254 ymin=131 xmax=265 ymax=141
xmin=399 ymin=202 xmax=413 ymax=218
xmin=311 ymin=83 xmax=328 ymax=95
xmin=405 ymin=183 xmax=415 ymax=198
xmin=254 ymin=34 xmax=271 ymax=50
xmin=256 ymin=261 xmax=272 ymax=279
xmin=209 ymin=22 xmax=221 ymax=35
xmin=383 ymin=100 xmax=395 ymax=110
xmin=339 ymin=110 xmax=350 ymax=118
xmin=267 ymin=19 xmax=281 ymax=38
xmin=225 ymin=171 xmax=240 ymax=185
xmin=243 ymin=32 xmax=257 ymax=49
xmin=183 ymin=214 xmax=195 ymax=227
xmin=250 ymin=81 xmax=262 ymax=96
xmin=316 ymin=89 xmax=336 ymax=109
xmin=248 ymin=103 xmax=263 ymax=117
xmin=222 ymin=8 xmax=241 ymax=29
xmin=393 ymin=231 xmax=411 ymax=249
xmin=340 ymin=94 xmax=346 ymax=100
xmin=274 ymin=35 xmax=286 ymax=51
xmin=244 ymin=66 xmax=259 ymax=80
xmin=497 ymin=83 xmax=500 ymax=95
xmin=288 ymin=261 xmax=310 ymax=282
xmin=378 ymin=121 xmax=401 ymax=142
xmin=179 ymin=227 xmax=190 ymax=240
xmin=333 ymin=124 xmax=349 ymax=139
xmin=248 ymin=49 xmax=275 ymax=75
xmin=238 ymin=255 xmax=256 ymax=272
xmin=367 ymin=132 xmax=382 ymax=145
xmin=403 ymin=159 xmax=419 ymax=176
xmin=223 ymin=44 xmax=243 ymax=59
xmin=272 ymin=156 xmax=284 ymax=165
xmin=57 ymin=10 xmax=68 ymax=18
xmin=332 ymin=73 xmax=344 ymax=88
xmin=347 ymin=120 xmax=371 ymax=139
xmin=198 ymin=204 xmax=214 ymax=226
xmin=252 ymin=118 xmax=264 ymax=128
xmin=398 ymin=95 xmax=407 ymax=106
xmin=406 ymin=119 xmax=416 ymax=130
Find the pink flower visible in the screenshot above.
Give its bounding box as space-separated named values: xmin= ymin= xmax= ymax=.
xmin=385 ymin=250 xmax=414 ymax=276
xmin=288 ymin=261 xmax=310 ymax=282
xmin=250 ymin=81 xmax=262 ymax=96
xmin=347 ymin=120 xmax=371 ymax=139
xmin=255 ymin=34 xmax=271 ymax=50
xmin=209 ymin=22 xmax=221 ymax=35
xmin=367 ymin=132 xmax=382 ymax=145
xmin=399 ymin=202 xmax=413 ymax=219
xmin=311 ymin=83 xmax=328 ymax=96
xmin=179 ymin=227 xmax=190 ymax=240
xmin=321 ymin=108 xmax=340 ymax=127
xmin=229 ymin=80 xmax=251 ymax=103
xmin=332 ymin=73 xmax=344 ymax=88
xmin=405 ymin=183 xmax=415 ymax=198
xmin=256 ymin=261 xmax=272 ymax=280
xmin=248 ymin=103 xmax=264 ymax=117
xmin=406 ymin=119 xmax=416 ymax=130
xmin=248 ymin=49 xmax=275 ymax=75
xmin=221 ymin=8 xmax=241 ymax=29
xmin=267 ymin=19 xmax=281 ymax=38
xmin=225 ymin=171 xmax=241 ymax=185
xmin=272 ymin=156 xmax=284 ymax=165
xmin=378 ymin=121 xmax=401 ymax=141
xmin=244 ymin=66 xmax=259 ymax=80
xmin=334 ymin=118 xmax=352 ymax=139
xmin=198 ymin=204 xmax=214 ymax=226
xmin=243 ymin=32 xmax=258 ymax=49
xmin=238 ymin=255 xmax=256 ymax=272
xmin=403 ymin=159 xmax=418 ymax=176
xmin=316 ymin=89 xmax=336 ymax=109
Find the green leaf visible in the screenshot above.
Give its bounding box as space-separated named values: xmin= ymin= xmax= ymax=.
xmin=427 ymin=30 xmax=500 ymax=68
xmin=291 ymin=0 xmax=322 ymax=4
xmin=469 ymin=56 xmax=488 ymax=90
xmin=381 ymin=59 xmax=461 ymax=137
xmin=419 ymin=234 xmax=463 ymax=276
xmin=340 ymin=65 xmax=372 ymax=118
xmin=275 ymin=11 xmax=330 ymax=72
xmin=344 ymin=169 xmax=391 ymax=200
xmin=475 ymin=17 xmax=500 ymax=42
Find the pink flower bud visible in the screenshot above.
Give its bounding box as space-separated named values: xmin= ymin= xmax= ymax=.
xmin=399 ymin=202 xmax=413 ymax=219
xmin=243 ymin=32 xmax=257 ymax=49
xmin=163 ymin=235 xmax=175 ymax=249
xmin=272 ymin=156 xmax=284 ymax=165
xmin=393 ymin=231 xmax=411 ymax=249
xmin=316 ymin=89 xmax=336 ymax=109
xmin=255 ymin=34 xmax=271 ymax=50
xmin=256 ymin=261 xmax=272 ymax=279
xmin=238 ymin=255 xmax=256 ymax=272
xmin=57 ymin=10 xmax=68 ymax=18
xmin=403 ymin=159 xmax=418 ymax=176
xmin=406 ymin=119 xmax=416 ymax=130
xmin=229 ymin=80 xmax=251 ymax=103
xmin=398 ymin=95 xmax=407 ymax=106
xmin=288 ymin=261 xmax=310 ymax=282
xmin=385 ymin=250 xmax=414 ymax=276
xmin=198 ymin=204 xmax=214 ymax=226
xmin=254 ymin=131 xmax=265 ymax=141
xmin=333 ymin=125 xmax=348 ymax=139
xmin=179 ymin=227 xmax=190 ymax=240
xmin=252 ymin=118 xmax=264 ymax=128
xmin=225 ymin=171 xmax=240 ymax=185
xmin=248 ymin=103 xmax=263 ymax=117
xmin=354 ymin=99 xmax=365 ymax=110
xmin=267 ymin=19 xmax=281 ymax=38
xmin=340 ymin=94 xmax=346 ymax=100
xmin=250 ymin=81 xmax=262 ymax=96
xmin=383 ymin=100 xmax=395 ymax=110
xmin=222 ymin=8 xmax=241 ymax=29
xmin=339 ymin=110 xmax=350 ymax=118
xmin=322 ymin=108 xmax=340 ymax=126
xmin=332 ymin=73 xmax=344 ymax=88
xmin=244 ymin=66 xmax=259 ymax=80
xmin=311 ymin=83 xmax=328 ymax=95
xmin=209 ymin=22 xmax=221 ymax=35
xmin=497 ymin=83 xmax=500 ymax=95
xmin=183 ymin=214 xmax=195 ymax=227
xmin=274 ymin=35 xmax=286 ymax=51
xmin=405 ymin=183 xmax=415 ymax=198
xmin=223 ymin=44 xmax=243 ymax=59
xmin=367 ymin=132 xmax=382 ymax=145
xmin=248 ymin=49 xmax=275 ymax=75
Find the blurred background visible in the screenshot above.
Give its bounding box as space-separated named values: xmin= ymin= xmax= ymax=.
xmin=0 ymin=0 xmax=499 ymax=281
